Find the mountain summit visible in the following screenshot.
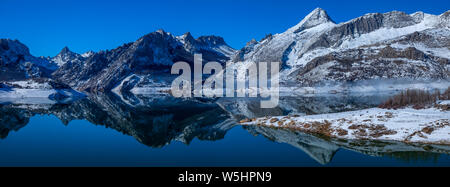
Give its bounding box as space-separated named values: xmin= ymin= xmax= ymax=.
xmin=290 ymin=7 xmax=335 ymax=33
xmin=52 ymin=46 xmax=84 ymax=67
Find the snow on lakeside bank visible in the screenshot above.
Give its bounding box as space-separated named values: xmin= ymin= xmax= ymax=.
xmin=0 ymin=88 xmax=85 ymax=104
xmin=241 ymin=103 xmax=450 ymax=145
xmin=0 ymin=80 xmax=85 ymax=101
xmin=0 ymin=80 xmax=86 ymax=104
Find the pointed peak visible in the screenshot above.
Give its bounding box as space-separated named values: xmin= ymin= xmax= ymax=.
xmin=155 ymin=29 xmax=167 ymax=34
xmin=183 ymin=32 xmax=193 ymax=37
xmin=311 ymin=7 xmax=326 ymax=14
xmin=58 ymin=46 xmax=73 ymax=55
xmin=181 ymin=32 xmax=195 ymax=41
xmin=303 ymin=7 xmax=333 ymax=24
xmin=289 ymin=7 xmax=334 ymax=33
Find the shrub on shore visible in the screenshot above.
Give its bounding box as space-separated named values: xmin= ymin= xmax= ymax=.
xmin=379 ymin=87 xmax=450 ymax=109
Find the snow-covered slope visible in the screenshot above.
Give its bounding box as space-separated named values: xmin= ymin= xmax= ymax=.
xmin=0 ymin=78 xmax=85 ymax=104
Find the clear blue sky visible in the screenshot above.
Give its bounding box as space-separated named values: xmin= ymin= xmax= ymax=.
xmin=1 ymin=0 xmax=449 ymax=57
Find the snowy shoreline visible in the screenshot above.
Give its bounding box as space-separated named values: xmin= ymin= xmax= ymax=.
xmin=240 ymin=102 xmax=450 ymax=145
xmin=0 ymin=88 xmax=85 ymax=104
xmin=0 ymin=80 xmax=85 ymax=104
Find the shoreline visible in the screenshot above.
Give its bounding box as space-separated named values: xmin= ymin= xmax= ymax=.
xmin=241 ymin=103 xmax=450 ymax=145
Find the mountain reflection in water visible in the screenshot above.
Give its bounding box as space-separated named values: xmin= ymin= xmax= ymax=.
xmin=0 ymin=92 xmax=449 ymax=165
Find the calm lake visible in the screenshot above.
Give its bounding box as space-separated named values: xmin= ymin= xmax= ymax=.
xmin=1 ymin=92 xmax=449 ymax=166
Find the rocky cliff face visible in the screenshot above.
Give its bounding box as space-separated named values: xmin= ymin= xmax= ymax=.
xmin=0 ymin=39 xmax=58 ymax=81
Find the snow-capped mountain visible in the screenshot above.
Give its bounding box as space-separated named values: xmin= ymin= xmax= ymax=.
xmin=52 ymin=30 xmax=236 ymax=92
xmin=233 ymin=8 xmax=450 ymax=87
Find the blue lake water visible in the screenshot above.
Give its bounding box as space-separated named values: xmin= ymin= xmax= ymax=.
xmin=0 ymin=93 xmax=449 ymax=166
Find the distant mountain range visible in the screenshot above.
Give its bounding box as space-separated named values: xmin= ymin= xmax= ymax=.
xmin=1 ymin=8 xmax=449 ymax=93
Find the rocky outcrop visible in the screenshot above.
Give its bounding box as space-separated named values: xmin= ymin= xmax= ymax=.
xmin=0 ymin=39 xmax=57 ymax=81
xmin=296 ymin=46 xmax=449 ymax=85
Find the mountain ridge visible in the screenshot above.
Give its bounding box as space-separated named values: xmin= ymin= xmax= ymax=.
xmin=1 ymin=8 xmax=449 ymax=93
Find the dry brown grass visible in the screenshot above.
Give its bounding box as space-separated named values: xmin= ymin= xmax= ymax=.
xmin=269 ymin=118 xmax=279 ymax=123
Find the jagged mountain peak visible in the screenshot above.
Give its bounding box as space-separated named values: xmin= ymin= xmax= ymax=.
xmin=290 ymin=7 xmax=335 ymax=33
xmin=176 ymin=32 xmax=235 ymax=58
xmin=155 ymin=29 xmax=167 ymax=34
xmin=181 ymin=32 xmax=192 ymax=38
xmin=139 ymin=29 xmax=172 ymax=40
xmin=196 ymin=35 xmax=226 ymax=46
xmin=136 ymin=29 xmax=178 ymax=46
xmin=178 ymin=32 xmax=196 ymax=46
xmin=60 ymin=46 xmax=70 ymax=53
xmin=57 ymin=46 xmax=78 ymax=57
xmin=51 ymin=46 xmax=82 ymax=67
xmin=178 ymin=32 xmax=228 ymax=46
xmin=308 ymin=7 xmax=330 ymax=18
